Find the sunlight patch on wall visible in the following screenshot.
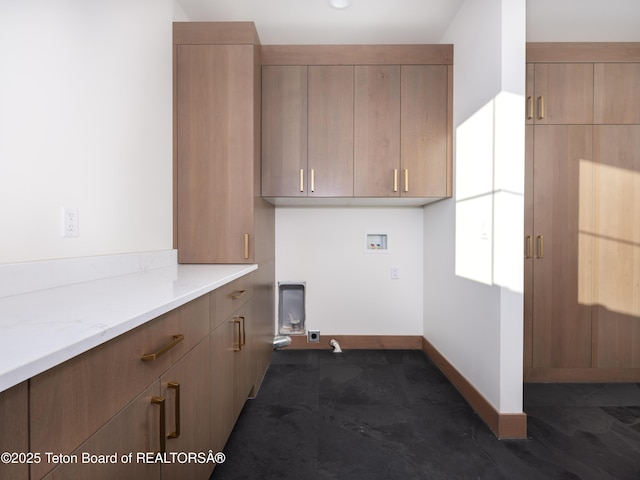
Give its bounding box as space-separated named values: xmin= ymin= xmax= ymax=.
xmin=455 ymin=92 xmax=525 ymax=292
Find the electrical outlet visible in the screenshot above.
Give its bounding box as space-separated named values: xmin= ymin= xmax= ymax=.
xmin=307 ymin=330 xmax=320 ymax=343
xmin=391 ymin=266 xmax=400 ymax=280
xmin=61 ymin=207 xmax=79 ymax=237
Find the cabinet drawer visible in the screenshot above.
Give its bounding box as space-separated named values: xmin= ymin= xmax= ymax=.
xmin=213 ymin=275 xmax=253 ymax=329
xmin=30 ymin=294 xmax=210 ymax=479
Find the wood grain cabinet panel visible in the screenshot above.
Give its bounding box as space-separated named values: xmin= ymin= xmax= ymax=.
xmin=0 ymin=382 xmax=28 ymax=480
xmin=527 ymin=63 xmax=594 ymax=124
xmin=42 ymin=381 xmax=162 ymax=480
xmin=308 ymin=65 xmax=354 ymax=196
xmin=400 ymin=65 xmax=449 ymax=197
xmin=160 ymin=338 xmax=213 ymax=480
xmin=354 ymin=65 xmax=401 ymax=197
xmin=176 ymin=44 xmax=256 ymax=263
xmin=594 ymin=63 xmax=640 ymax=124
xmin=592 ymin=126 xmax=640 ymax=368
xmin=261 ymin=66 xmax=308 ymax=197
xmin=529 ymin=125 xmax=594 ymax=369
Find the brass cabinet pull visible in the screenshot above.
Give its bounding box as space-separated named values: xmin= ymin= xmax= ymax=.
xmin=538 ymin=96 xmax=545 ymax=119
xmin=167 ymin=382 xmax=180 ymax=440
xmin=244 ymin=233 xmax=249 ymax=259
xmin=404 ymin=169 xmax=409 ymax=193
xmin=537 ymin=235 xmax=544 ymax=258
xmin=311 ymin=169 xmax=315 ymax=192
xmin=151 ymin=396 xmax=166 ymax=453
xmin=525 ymin=235 xmax=533 ymax=258
xmin=238 ymin=316 xmax=246 ymax=346
xmin=527 ymin=96 xmax=533 ymax=120
xmin=141 ymin=334 xmax=184 ymax=361
xmin=300 ymin=169 xmax=304 ymax=192
xmin=230 ymin=289 xmax=246 ymax=300
xmin=393 ymin=169 xmax=398 ymax=192
xmin=232 ymin=318 xmax=242 ymax=352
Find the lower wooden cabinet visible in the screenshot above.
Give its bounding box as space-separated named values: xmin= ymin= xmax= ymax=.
xmin=42 ymin=382 xmax=162 ymax=480
xmin=16 ymin=272 xmax=270 ymax=480
xmin=0 ymin=382 xmax=29 ymax=480
xmin=29 ymin=295 xmax=210 ymax=479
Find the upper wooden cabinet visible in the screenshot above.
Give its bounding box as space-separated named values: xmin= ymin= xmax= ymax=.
xmin=401 ymin=65 xmax=449 ymax=197
xmin=526 ymin=63 xmax=594 ymax=124
xmin=354 ymin=65 xmax=401 ymax=197
xmin=308 ymin=65 xmax=355 ymax=196
xmin=261 ymin=66 xmax=308 ymax=197
xmin=175 ymin=23 xmax=262 ymax=264
xmin=261 ymin=45 xmax=453 ymax=203
xmin=262 ymin=65 xmax=354 ymax=197
xmin=594 ymin=63 xmax=640 ymax=124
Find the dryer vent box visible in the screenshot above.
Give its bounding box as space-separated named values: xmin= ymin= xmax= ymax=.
xmin=278 ymin=282 xmax=306 ymax=335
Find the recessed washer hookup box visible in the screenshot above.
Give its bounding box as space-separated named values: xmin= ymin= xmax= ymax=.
xmin=278 ymin=282 xmax=306 ymax=335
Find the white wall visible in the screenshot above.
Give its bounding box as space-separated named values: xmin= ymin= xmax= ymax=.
xmin=0 ymin=0 xmax=182 ymax=264
xmin=275 ymin=207 xmax=423 ymax=336
xmin=423 ymin=0 xmax=526 ymax=413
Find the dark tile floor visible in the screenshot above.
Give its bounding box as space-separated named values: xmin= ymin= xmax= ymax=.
xmin=210 ymin=349 xmax=640 ymax=480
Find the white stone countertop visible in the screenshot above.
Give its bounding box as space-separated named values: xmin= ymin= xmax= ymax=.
xmin=0 ymin=262 xmax=257 ymax=392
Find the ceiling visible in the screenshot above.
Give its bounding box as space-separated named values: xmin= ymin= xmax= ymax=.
xmin=176 ymin=0 xmax=640 ymax=45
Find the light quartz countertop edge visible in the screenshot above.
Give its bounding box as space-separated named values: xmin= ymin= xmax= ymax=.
xmin=0 ymin=263 xmax=258 ymax=393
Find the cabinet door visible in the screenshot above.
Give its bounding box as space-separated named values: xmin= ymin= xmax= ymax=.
xmin=594 ymin=63 xmax=640 ymax=124
xmin=210 ymin=318 xmax=236 ymax=452
xmin=523 ymin=125 xmax=534 ymax=370
xmin=0 ymin=382 xmax=28 ymax=480
xmin=531 ymin=125 xmax=593 ymax=368
xmin=532 ymin=63 xmax=594 ymax=124
xmin=251 ymin=260 xmax=274 ymax=392
xmin=400 ymin=65 xmax=448 ymax=197
xmin=177 ymin=44 xmax=255 ymax=263
xmin=262 ymin=66 xmax=308 ymax=197
xmin=161 ymin=338 xmax=213 ymax=480
xmin=308 ymin=66 xmax=354 ymax=196
xmin=232 ymin=301 xmax=254 ymax=417
xmin=42 ymin=381 xmax=162 ymax=480
xmin=592 ymin=126 xmax=640 ymax=368
xmin=354 ymin=66 xmax=401 ymax=197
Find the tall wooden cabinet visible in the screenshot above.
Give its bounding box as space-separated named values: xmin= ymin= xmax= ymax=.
xmin=524 ymin=43 xmax=640 ymax=382
xmin=174 ymin=21 xmax=275 ymax=436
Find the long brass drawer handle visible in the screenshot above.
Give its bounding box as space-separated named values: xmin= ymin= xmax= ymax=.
xmin=233 ymin=318 xmax=242 ymax=352
xmin=141 ymin=334 xmax=184 ymax=361
xmin=238 ymin=316 xmax=246 ymax=346
xmin=538 ymin=96 xmax=545 ymax=119
xmin=393 ymin=169 xmax=398 ymax=192
xmin=300 ymin=169 xmax=304 ymax=192
xmin=244 ymin=233 xmax=249 ymax=260
xmin=230 ymin=289 xmax=246 ymax=300
xmin=151 ymin=396 xmax=166 ymax=453
xmin=527 ymin=96 xmax=533 ymax=120
xmin=167 ymin=382 xmax=180 ymax=440
xmin=525 ymin=235 xmax=533 ymax=258
xmin=311 ymin=169 xmax=315 ymax=192
xmin=537 ymin=235 xmax=544 ymax=258
xmin=404 ymin=169 xmax=409 ymax=193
